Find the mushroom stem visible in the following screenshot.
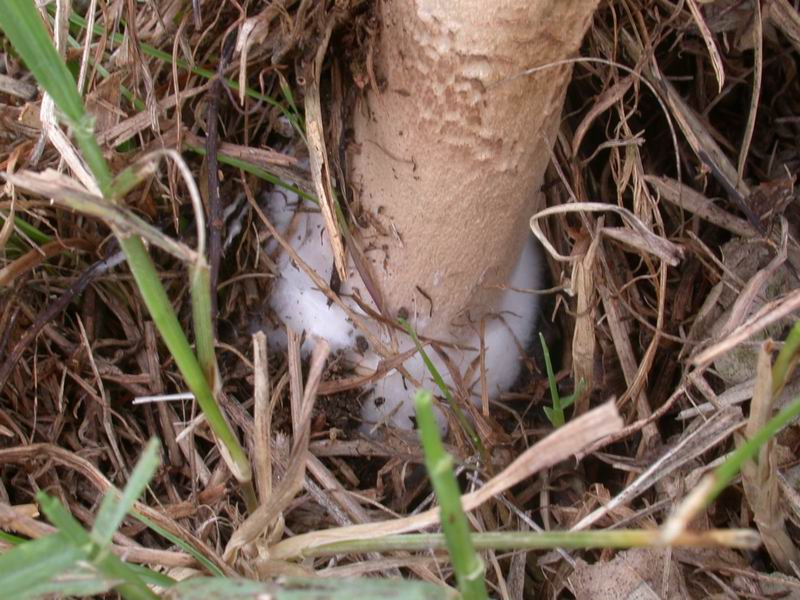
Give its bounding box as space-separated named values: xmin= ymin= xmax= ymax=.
xmin=350 ymin=0 xmax=599 ymax=339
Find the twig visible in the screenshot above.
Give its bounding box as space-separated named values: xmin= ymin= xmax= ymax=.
xmin=205 ymin=29 xmax=237 ymax=331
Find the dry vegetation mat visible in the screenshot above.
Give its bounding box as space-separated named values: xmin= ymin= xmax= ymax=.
xmin=1 ymin=0 xmax=800 ymax=598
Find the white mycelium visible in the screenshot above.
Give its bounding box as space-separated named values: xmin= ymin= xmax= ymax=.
xmin=265 ymin=188 xmax=543 ymax=431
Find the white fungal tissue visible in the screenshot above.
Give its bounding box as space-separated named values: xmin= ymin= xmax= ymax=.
xmin=265 ymin=187 xmax=543 ymax=432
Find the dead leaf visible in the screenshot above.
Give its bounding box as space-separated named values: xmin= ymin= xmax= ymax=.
xmin=570 ymin=548 xmax=684 ymax=600
xmin=304 ymin=20 xmax=347 ymax=281
xmin=571 ymin=236 xmax=597 ymax=416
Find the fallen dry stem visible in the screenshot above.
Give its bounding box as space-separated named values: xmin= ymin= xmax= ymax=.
xmin=252 ymin=331 xmax=272 ymax=505
xmin=644 ymin=176 xmax=756 ymax=238
xmin=299 ymin=528 xmax=760 ymax=558
xmin=4 ymin=170 xmax=198 ymax=263
xmin=268 ymin=401 xmax=623 ymax=560
xmin=223 ymin=337 xmax=330 ymax=560
xmin=530 ymin=202 xmax=683 ymax=266
xmin=304 ymin=20 xmax=346 ymax=281
xmin=572 ymin=406 xmax=743 ymax=532
xmin=691 ymin=287 xmax=800 ymax=367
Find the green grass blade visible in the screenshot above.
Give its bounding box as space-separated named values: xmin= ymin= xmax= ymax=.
xmin=400 ymin=320 xmax=453 ymax=402
xmin=278 ymin=72 xmax=301 ymax=121
xmin=37 ymin=493 xmax=159 ymax=600
xmin=37 ymin=492 xmax=92 ymax=542
xmin=122 ymin=237 xmax=251 ymax=483
xmin=187 ymin=262 xmax=257 ymax=510
xmin=20 ymin=563 xmax=124 ymax=598
xmin=0 ymin=212 xmax=52 ymax=245
xmin=168 ymin=576 xmax=455 ymax=600
xmin=190 ymin=262 xmax=217 ymax=388
xmin=92 ymin=438 xmax=160 ymax=547
xmin=127 ymin=563 xmax=176 ymax=588
xmin=772 ymin=320 xmax=800 ymax=396
xmin=5 ymin=0 xmax=252 ymax=493
xmin=415 ymin=390 xmax=488 ymax=600
xmin=398 ymin=318 xmax=483 ymax=453
xmin=560 ymin=381 xmax=582 ymax=410
xmin=710 ymin=392 xmax=800 ymax=501
xmin=0 ymin=533 xmax=84 ymax=599
xmin=127 ymin=510 xmax=224 ymax=577
xmin=540 ymin=332 xmax=564 ymax=427
xmin=184 ymin=144 xmax=313 ymax=201
xmin=0 ymin=530 xmax=27 ymax=545
xmin=681 ymin=322 xmax=800 ymax=509
xmin=0 ymin=537 xmax=172 ymax=599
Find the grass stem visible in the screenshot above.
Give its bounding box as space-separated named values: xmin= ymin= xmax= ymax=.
xmin=415 ymin=390 xmax=488 ymax=600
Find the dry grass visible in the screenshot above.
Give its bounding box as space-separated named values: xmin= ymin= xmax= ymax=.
xmin=1 ymin=0 xmax=800 ymax=597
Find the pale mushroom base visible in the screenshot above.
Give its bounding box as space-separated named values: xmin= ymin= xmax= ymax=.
xmin=265 ymin=188 xmax=544 ymax=432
